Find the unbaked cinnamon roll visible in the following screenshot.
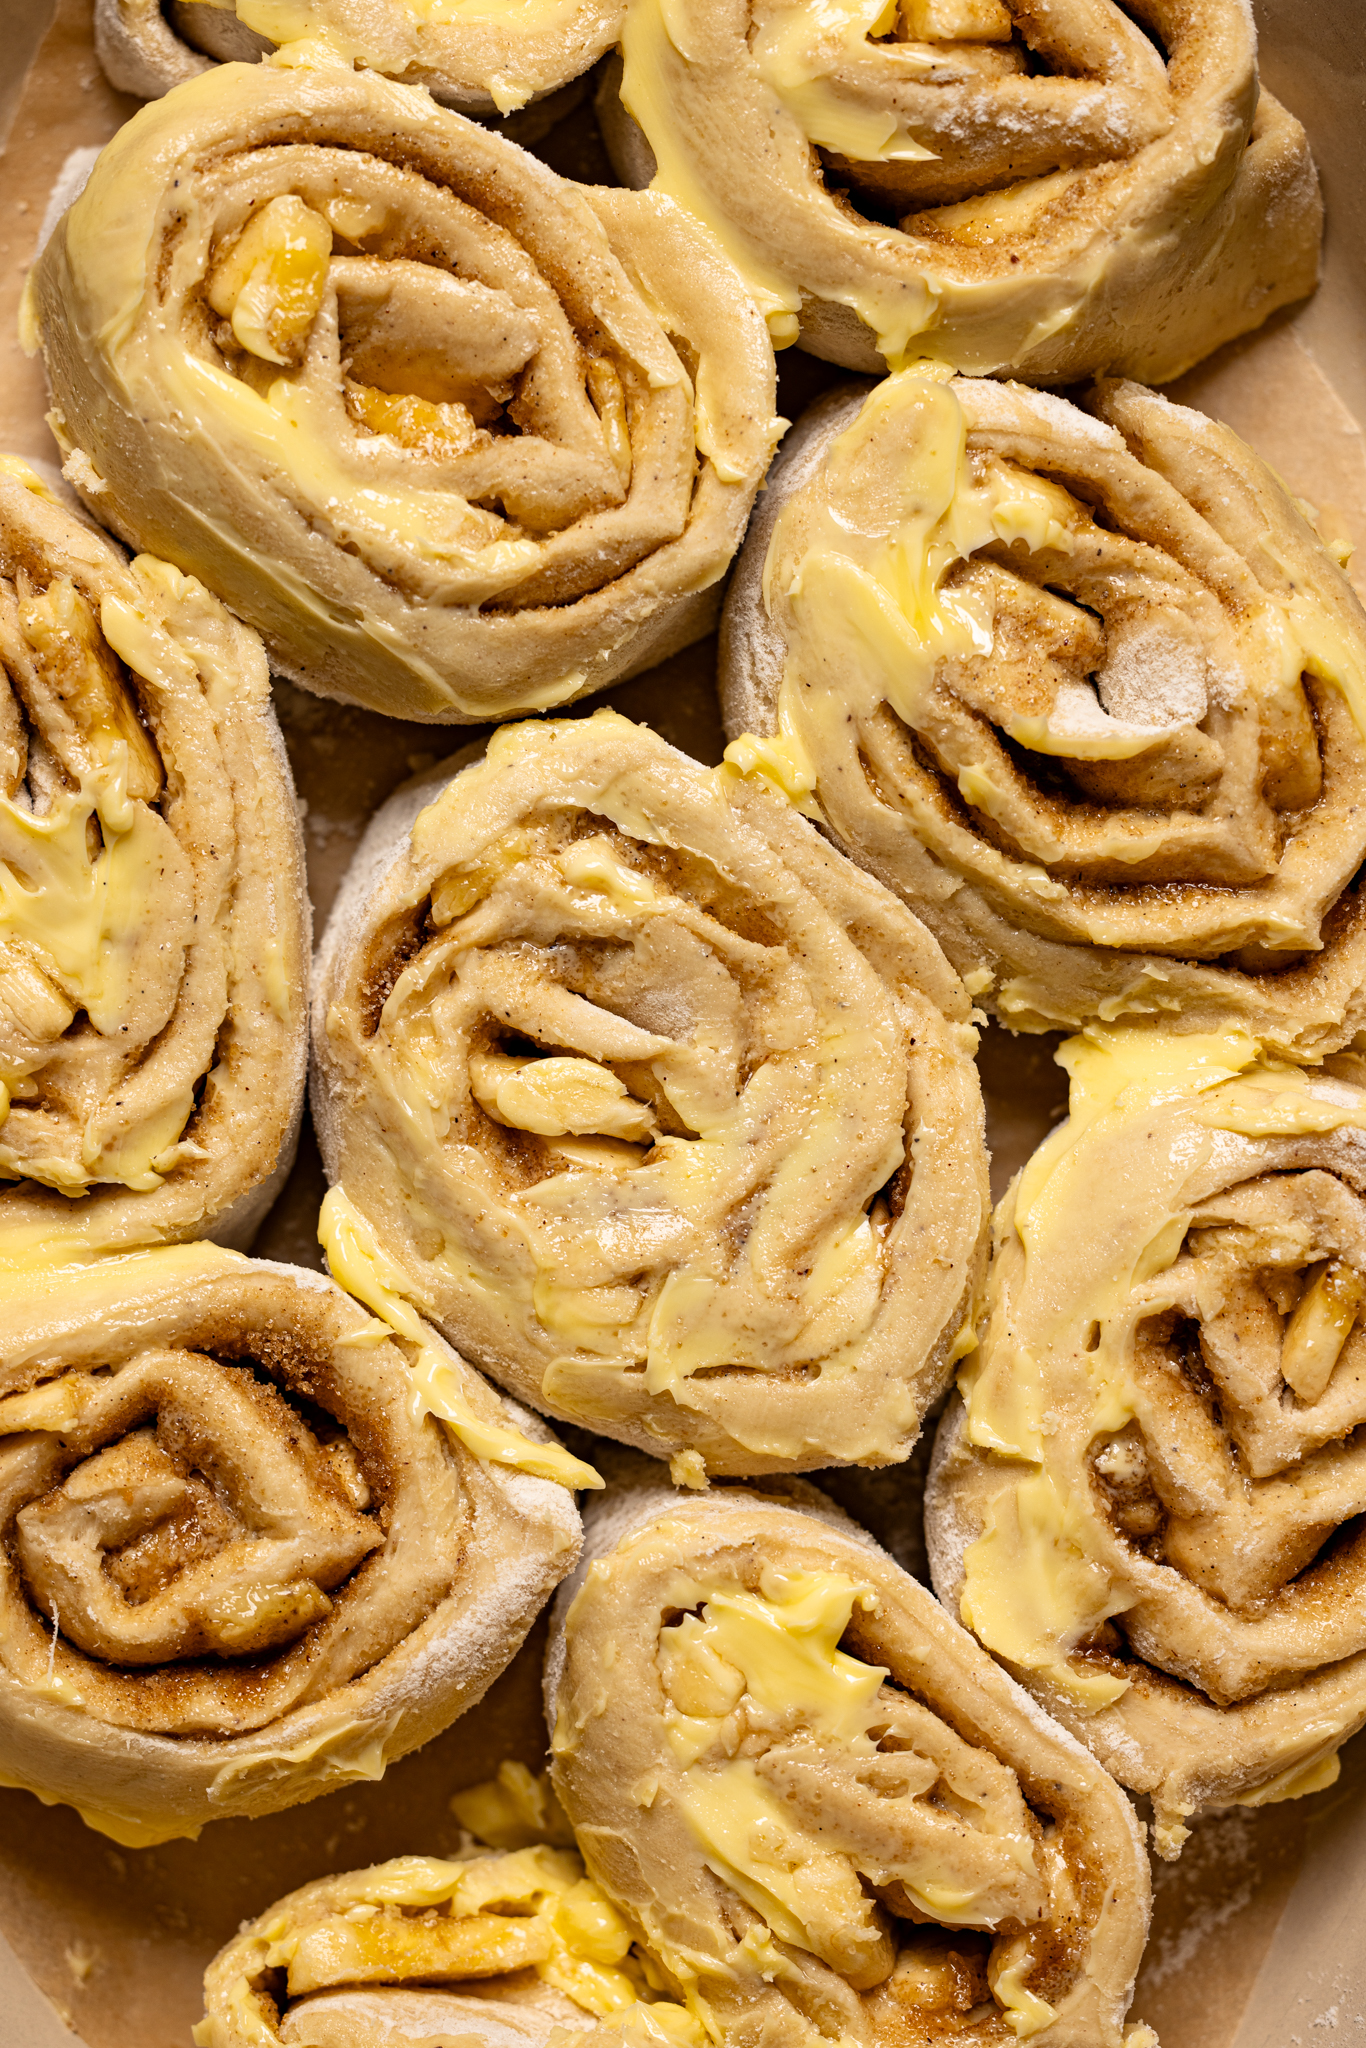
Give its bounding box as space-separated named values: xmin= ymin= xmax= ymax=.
xmin=28 ymin=57 xmax=779 ymax=723
xmin=312 ymin=710 xmax=988 ymax=1476
xmin=97 ymin=0 xmax=617 ymax=120
xmin=0 ymin=1243 xmax=581 ymax=1845
xmin=0 ymin=457 xmax=306 ymax=1251
xmin=721 ymin=371 xmax=1366 ymax=1057
xmin=927 ymin=1025 xmax=1366 ymax=1858
xmin=196 ymin=1771 xmax=703 ymax=2048
xmin=598 ymin=0 xmax=1320 ymax=379
xmin=546 ymin=1468 xmax=1155 ymax=2046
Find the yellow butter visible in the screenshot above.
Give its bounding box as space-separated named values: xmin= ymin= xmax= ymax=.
xmin=207 ymin=194 xmax=333 ymax=367
xmin=559 ymin=837 xmax=660 ymax=911
xmin=207 ymin=1711 xmax=400 ymax=1801
xmin=0 ymin=454 xmax=55 ymax=497
xmin=429 ymin=829 xmax=533 ymax=927
xmin=665 ymin=1569 xmax=886 ymax=1747
xmin=1231 ymin=1747 xmax=1342 ymax=1809
xmin=0 ymin=1766 xmax=198 ymax=1848
xmin=24 ymin=578 xmax=163 ymax=797
xmin=677 ymin=1757 xmax=872 ymax=1950
xmin=158 ymin=353 xmax=542 ymax=598
xmin=619 ymin=0 xmax=806 ymax=346
xmin=0 ymin=760 xmax=196 ymax=1192
xmin=1200 ymin=1078 xmax=1366 ymax=1139
xmin=959 ymin=1473 xmax=1132 ymax=1710
xmin=990 ymin=1949 xmax=1058 ymax=2041
xmin=1279 ymin=1258 xmax=1366 ymax=1402
xmin=721 ymin=729 xmax=820 ymax=812
xmin=472 ymin=1051 xmax=656 ymax=1143
xmin=751 ymin=0 xmax=936 ymax=169
xmin=450 ymin=1759 xmax=575 ymax=1850
xmin=319 ymin=1186 xmax=603 ymax=1490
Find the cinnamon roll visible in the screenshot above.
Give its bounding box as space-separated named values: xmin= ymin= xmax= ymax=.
xmin=0 ymin=1243 xmax=581 ymax=1845
xmin=311 ymin=710 xmax=989 ymax=1476
xmin=97 ymin=0 xmax=617 ymax=119
xmin=546 ymin=1468 xmax=1154 ymax=2046
xmin=721 ymin=371 xmax=1366 ymax=1057
xmin=27 ymin=57 xmax=779 ymax=722
xmin=0 ymin=457 xmax=306 ymax=1252
xmin=927 ymin=1025 xmax=1366 ymax=1856
xmin=598 ymin=0 xmax=1320 ymax=379
xmin=196 ymin=1767 xmax=703 ymax=2048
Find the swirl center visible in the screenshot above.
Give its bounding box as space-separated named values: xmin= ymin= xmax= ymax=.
xmin=9 ymin=1349 xmax=379 ymax=1664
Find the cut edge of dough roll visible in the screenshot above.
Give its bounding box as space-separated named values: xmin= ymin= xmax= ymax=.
xmin=925 ymin=1026 xmax=1366 ymax=1858
xmin=195 ymin=1755 xmax=705 ymax=2048
xmin=96 ymin=0 xmax=618 ymax=126
xmin=596 ymin=0 xmax=1320 ymax=384
xmin=0 ymin=455 xmax=308 ymax=1254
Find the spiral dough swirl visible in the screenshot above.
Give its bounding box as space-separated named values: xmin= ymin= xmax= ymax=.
xmin=722 ymin=371 xmax=1366 ymax=1055
xmin=311 ymin=711 xmax=988 ymax=1476
xmin=0 ymin=1244 xmax=580 ymax=1844
xmin=927 ymin=1029 xmax=1366 ymax=1856
xmin=30 ymin=59 xmax=779 ymax=722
